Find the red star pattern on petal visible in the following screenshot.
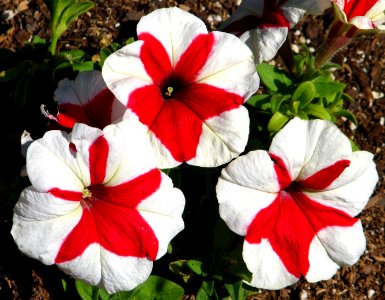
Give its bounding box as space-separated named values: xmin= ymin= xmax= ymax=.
xmin=48 ymin=135 xmax=160 ymax=263
xmin=128 ymin=32 xmax=243 ymax=163
xmin=246 ymin=155 xmax=358 ymax=278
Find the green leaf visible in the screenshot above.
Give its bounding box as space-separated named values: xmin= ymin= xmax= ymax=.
xmin=124 ymin=37 xmax=135 ymax=45
xmin=246 ymin=94 xmax=270 ymax=108
xmin=313 ymin=81 xmax=345 ymax=98
xmin=224 ymin=281 xmax=244 ymax=300
xmin=196 ymin=286 xmax=210 ymax=300
xmin=271 ymin=94 xmax=289 ymax=113
xmin=61 ymin=279 xmax=68 ymax=292
xmin=304 ymin=104 xmax=331 ymax=120
xmin=350 ymin=139 xmax=360 ymax=151
xmin=60 ymin=49 xmax=88 ymax=63
xmin=110 ymin=276 xmax=184 ymax=300
xmin=267 ymin=112 xmax=290 ymax=133
xmin=75 ymin=280 xmax=109 ymax=300
xmin=256 ymin=63 xmax=293 ymax=92
xmin=333 ymin=108 xmax=358 ymax=125
xmin=32 ymin=35 xmax=47 ymax=45
xmin=186 ymin=260 xmax=205 ymax=276
xmin=72 ymin=61 xmax=95 ymax=72
xmin=46 ymin=0 xmax=95 ymax=55
xmin=292 ymin=81 xmax=316 ymax=108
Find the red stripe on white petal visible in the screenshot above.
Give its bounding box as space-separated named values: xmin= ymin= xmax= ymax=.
xmin=58 ymin=88 xmax=115 ymax=129
xmin=90 ymin=169 xmax=162 ymax=207
xmin=298 ymin=159 xmax=351 ymax=190
xmin=174 ymin=33 xmax=215 ymax=84
xmin=55 ymin=169 xmax=161 ymax=264
xmin=343 ymin=0 xmax=378 ymax=20
xmin=129 ymin=82 xmax=243 ymax=164
xmin=139 ymin=33 xmax=172 ymax=86
xmin=246 ymin=187 xmax=357 ymax=278
xmin=270 ymin=154 xmax=292 ymax=189
xmin=49 ymin=188 xmax=82 ymax=201
xmin=89 ymin=136 xmax=109 ymax=185
xmin=128 ymin=84 xmax=164 ymax=126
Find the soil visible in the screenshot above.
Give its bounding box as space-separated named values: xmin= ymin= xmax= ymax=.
xmin=0 ymin=1 xmax=384 ymax=299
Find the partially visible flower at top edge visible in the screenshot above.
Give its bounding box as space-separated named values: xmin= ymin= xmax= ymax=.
xmin=333 ymin=0 xmax=385 ymax=32
xmin=216 ymin=117 xmax=378 ymax=289
xmin=11 ymin=116 xmax=185 ymax=293
xmin=102 ymin=7 xmax=259 ymax=169
xmin=314 ymin=1 xmax=385 ymax=69
xmin=42 ymin=70 xmax=127 ymax=130
xmin=219 ymin=0 xmax=331 ymax=64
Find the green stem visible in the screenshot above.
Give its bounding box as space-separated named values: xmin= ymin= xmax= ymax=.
xmin=314 ymin=20 xmax=353 ymax=70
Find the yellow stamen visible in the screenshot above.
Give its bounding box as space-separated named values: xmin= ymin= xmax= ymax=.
xmin=82 ymin=188 xmax=92 ymax=199
xmin=165 ymin=86 xmax=174 ymax=97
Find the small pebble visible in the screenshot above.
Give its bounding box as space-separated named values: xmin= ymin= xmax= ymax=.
xmin=368 ymin=289 xmax=375 ymax=298
xmin=299 ymin=289 xmax=308 ymax=300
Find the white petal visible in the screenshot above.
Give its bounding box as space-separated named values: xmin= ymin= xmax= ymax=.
xmin=54 ymin=70 xmax=108 ymax=106
xmin=316 ymin=221 xmax=366 ymax=266
xmin=350 ymin=16 xmax=376 ymax=29
xmin=58 ymin=243 xmax=102 ymax=287
xmin=305 ymin=236 xmax=339 ymax=282
xmin=188 ymin=108 xmax=250 ymax=167
xmin=304 ymin=154 xmax=378 ymax=216
xmin=298 ymin=119 xmax=352 ymax=180
xmin=284 ymin=0 xmax=331 ymax=15
xmin=148 ymin=131 xmax=181 ymax=169
xmin=26 ymin=130 xmax=85 ymax=192
xmin=241 ymin=27 xmax=288 ymax=64
xmin=102 ymin=41 xmax=152 ymax=106
xmin=138 ymin=173 xmax=185 ymax=259
xmin=269 ymin=117 xmax=308 ymax=180
xmin=102 ymin=117 xmax=157 ymax=186
xmin=243 ymin=239 xmax=299 ymax=289
xmin=14 ymin=187 xmax=80 ymax=221
xmin=281 ymin=6 xmax=304 ymax=27
xmin=217 ymin=151 xmax=278 ymax=236
xmin=99 ymin=249 xmax=152 ymax=293
xmin=11 ymin=207 xmax=82 ymax=265
xmin=196 ymin=31 xmax=259 ymax=100
xmin=137 ymin=7 xmax=207 ymax=66
xmin=220 ymin=150 xmax=280 ymax=193
xmin=60 ymin=245 xmax=152 ymax=294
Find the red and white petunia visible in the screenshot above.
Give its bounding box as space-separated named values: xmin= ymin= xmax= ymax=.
xmin=11 ymin=117 xmax=185 ymax=293
xmin=333 ymin=0 xmax=385 ymax=30
xmin=45 ymin=70 xmax=127 ymax=130
xmin=220 ymin=0 xmax=331 ymax=63
xmin=102 ymin=7 xmax=259 ymax=169
xmin=216 ymin=118 xmax=378 ymax=289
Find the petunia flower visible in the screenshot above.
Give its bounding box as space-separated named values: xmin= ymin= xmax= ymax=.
xmin=216 ymin=117 xmax=378 ymax=289
xmin=11 ymin=117 xmax=185 ymax=293
xmin=42 ymin=70 xmax=127 ymax=130
xmin=220 ymin=0 xmax=331 ymax=63
xmin=102 ymin=7 xmax=259 ymax=169
xmin=315 ymin=1 xmax=385 ymax=68
xmin=333 ymin=0 xmax=385 ymax=30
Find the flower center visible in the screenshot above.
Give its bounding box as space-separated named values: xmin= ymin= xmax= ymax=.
xmin=81 ymin=187 xmax=94 ymax=209
xmin=164 ymin=86 xmax=174 ymax=98
xmin=161 ymin=76 xmax=186 ymax=100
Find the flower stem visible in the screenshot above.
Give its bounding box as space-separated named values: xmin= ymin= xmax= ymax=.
xmin=315 ymin=20 xmax=353 ymax=70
